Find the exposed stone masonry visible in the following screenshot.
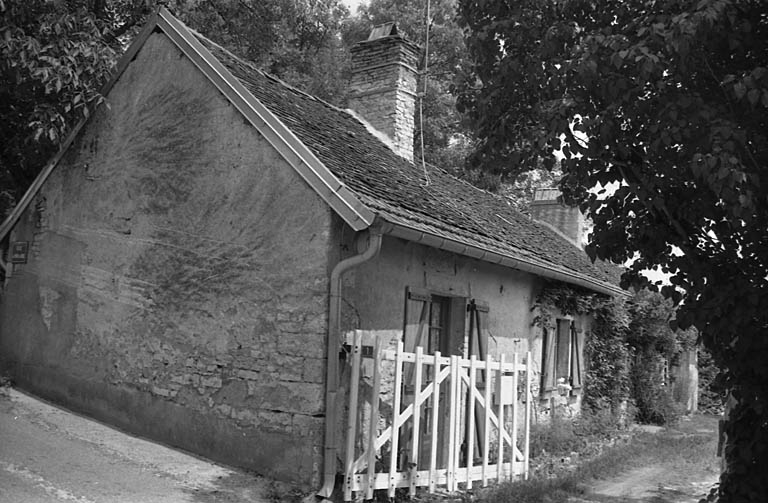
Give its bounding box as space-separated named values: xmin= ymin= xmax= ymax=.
xmin=530 ymin=187 xmax=586 ymax=248
xmin=349 ymin=32 xmax=421 ymax=162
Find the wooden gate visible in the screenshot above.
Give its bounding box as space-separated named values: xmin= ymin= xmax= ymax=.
xmin=343 ymin=332 xmax=532 ymax=501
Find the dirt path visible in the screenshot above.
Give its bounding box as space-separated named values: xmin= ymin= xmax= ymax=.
xmin=0 ymin=387 xmax=300 ymax=503
xmin=579 ymin=415 xmax=720 ymax=503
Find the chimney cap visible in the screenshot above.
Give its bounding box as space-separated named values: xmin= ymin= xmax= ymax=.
xmin=367 ymin=22 xmax=399 ymax=41
xmin=532 ymin=187 xmax=561 ymax=202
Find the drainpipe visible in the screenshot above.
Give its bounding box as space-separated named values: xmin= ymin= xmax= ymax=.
xmin=0 ymin=239 xmax=7 ymax=287
xmin=316 ymin=225 xmax=383 ymax=501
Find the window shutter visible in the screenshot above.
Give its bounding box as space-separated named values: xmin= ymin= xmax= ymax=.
xmin=401 ymin=287 xmax=432 ymax=393
xmin=570 ymin=323 xmax=583 ymax=391
xmin=555 ymin=320 xmax=571 ymax=382
xmin=402 ymin=286 xmax=431 ymax=353
xmin=541 ymin=327 xmax=556 ymax=392
xmin=467 ymin=299 xmax=490 ymax=460
xmin=467 ymin=299 xmax=489 ymax=360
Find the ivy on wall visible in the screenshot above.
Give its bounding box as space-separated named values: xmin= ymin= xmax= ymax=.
xmin=533 ymin=281 xmax=631 ymax=413
xmin=533 ymin=281 xmax=708 ymax=423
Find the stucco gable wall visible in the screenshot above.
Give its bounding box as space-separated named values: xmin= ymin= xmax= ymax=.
xmin=343 ymin=234 xmax=538 ymax=353
xmin=0 ymin=31 xmax=331 ymax=487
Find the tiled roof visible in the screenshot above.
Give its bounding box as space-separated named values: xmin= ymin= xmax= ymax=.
xmin=194 ymin=34 xmax=623 ymax=291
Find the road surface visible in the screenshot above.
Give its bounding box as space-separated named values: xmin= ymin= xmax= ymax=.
xmin=0 ymin=387 xmax=290 ymax=503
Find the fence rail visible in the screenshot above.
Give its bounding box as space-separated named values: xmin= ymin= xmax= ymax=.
xmin=343 ymin=332 xmax=532 ymax=501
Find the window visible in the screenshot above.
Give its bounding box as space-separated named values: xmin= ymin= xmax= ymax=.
xmin=541 ymin=318 xmax=583 ymax=394
xmin=427 ymin=294 xmax=449 ymax=354
xmin=555 ymin=319 xmax=571 ymax=382
xmin=402 ymin=287 xmax=466 ymax=357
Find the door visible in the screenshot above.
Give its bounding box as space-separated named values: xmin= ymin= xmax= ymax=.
xmin=401 ymin=288 xmax=467 ymax=469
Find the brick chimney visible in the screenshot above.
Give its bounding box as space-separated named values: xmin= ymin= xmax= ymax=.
xmin=531 ymin=188 xmax=586 ymax=248
xmin=348 ymin=23 xmax=421 ymax=162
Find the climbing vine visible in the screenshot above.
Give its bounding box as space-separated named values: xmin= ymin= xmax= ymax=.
xmin=533 ymin=281 xmax=631 ymax=414
xmin=534 ymin=282 xmax=704 ymax=424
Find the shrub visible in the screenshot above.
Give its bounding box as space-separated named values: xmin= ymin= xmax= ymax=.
xmin=529 ymin=419 xmax=581 ymax=459
xmin=698 ymin=347 xmax=726 ymax=415
xmin=529 ymin=407 xmax=626 ymax=462
xmin=630 ymin=351 xmax=682 ymax=425
xmin=573 ymin=406 xmax=625 ymax=439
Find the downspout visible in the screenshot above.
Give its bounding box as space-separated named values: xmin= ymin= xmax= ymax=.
xmin=0 ymin=238 xmax=7 ymax=287
xmin=317 ymin=225 xmax=383 ymax=500
xmin=0 ymin=258 xmax=6 ymax=291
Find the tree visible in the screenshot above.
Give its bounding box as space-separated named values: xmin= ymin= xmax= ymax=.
xmin=502 ymin=162 xmax=561 ymax=214
xmin=626 ymin=289 xmax=698 ymax=425
xmin=175 ymin=0 xmax=350 ymax=102
xmin=456 ymin=1 xmax=768 ymax=500
xmin=0 ymin=0 xmax=141 ymax=219
xmin=0 ymin=0 xmax=351 ymax=221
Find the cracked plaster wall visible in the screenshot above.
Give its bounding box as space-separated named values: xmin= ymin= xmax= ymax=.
xmin=0 ymin=32 xmax=330 ymax=487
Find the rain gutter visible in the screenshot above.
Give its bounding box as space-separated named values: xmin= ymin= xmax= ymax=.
xmin=317 ymin=225 xmax=383 ymax=500
xmin=379 ymin=220 xmax=626 ymax=297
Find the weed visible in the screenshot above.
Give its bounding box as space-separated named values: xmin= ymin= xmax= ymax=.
xmin=0 ymin=374 xmax=12 ymax=395
xmin=265 ymin=480 xmax=304 ymax=503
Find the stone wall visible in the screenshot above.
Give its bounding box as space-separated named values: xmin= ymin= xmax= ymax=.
xmin=530 ymin=188 xmax=586 ymax=248
xmin=348 ymin=34 xmax=420 ymax=162
xmin=0 ymin=32 xmax=331 ymax=487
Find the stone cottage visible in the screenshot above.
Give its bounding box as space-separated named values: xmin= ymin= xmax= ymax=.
xmin=0 ymin=8 xmax=624 ymax=495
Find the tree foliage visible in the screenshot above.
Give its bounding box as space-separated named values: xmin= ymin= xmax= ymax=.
xmin=0 ymin=0 xmax=350 ymax=220
xmin=457 ymin=1 xmax=768 ymax=499
xmin=0 ymin=0 xmax=132 ymax=218
xmin=627 ymin=289 xmax=697 ymax=425
xmin=175 ymin=0 xmax=350 ymax=102
xmin=533 ymin=281 xmax=631 ymax=414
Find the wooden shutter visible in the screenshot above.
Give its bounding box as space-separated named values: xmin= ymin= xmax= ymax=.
xmin=467 ymin=299 xmax=489 ymax=360
xmin=541 ymin=327 xmax=557 ymax=392
xmin=466 ymin=299 xmax=490 ymax=461
xmin=555 ymin=320 xmax=571 ymax=383
xmin=402 ymin=286 xmax=431 ymax=353
xmin=570 ymin=323 xmax=583 ymax=391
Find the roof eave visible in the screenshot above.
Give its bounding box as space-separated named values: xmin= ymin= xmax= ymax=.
xmin=379 ymin=219 xmax=627 ymax=298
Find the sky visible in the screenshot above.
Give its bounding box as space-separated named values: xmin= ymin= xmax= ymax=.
xmin=343 ymin=0 xmax=366 ymax=13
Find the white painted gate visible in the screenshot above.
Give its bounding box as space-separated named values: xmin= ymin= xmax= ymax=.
xmin=343 ymin=333 xmax=532 ymax=501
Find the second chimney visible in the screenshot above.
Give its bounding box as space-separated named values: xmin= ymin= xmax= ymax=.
xmin=348 ymin=23 xmax=420 ymax=162
xmin=531 ymin=187 xmax=586 ymax=248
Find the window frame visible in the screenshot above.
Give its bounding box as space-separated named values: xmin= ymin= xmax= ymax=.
xmin=541 ymin=317 xmax=583 ymax=396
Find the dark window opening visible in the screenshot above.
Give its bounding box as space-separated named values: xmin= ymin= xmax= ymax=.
xmin=541 ymin=318 xmax=583 ymax=395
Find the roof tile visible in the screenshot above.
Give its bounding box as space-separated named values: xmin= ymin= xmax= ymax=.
xmin=194 ymin=34 xmax=623 ymax=290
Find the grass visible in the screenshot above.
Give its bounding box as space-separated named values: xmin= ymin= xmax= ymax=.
xmin=473 ymin=414 xmax=719 ymax=503
xmin=265 ymin=480 xmax=306 ymax=503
